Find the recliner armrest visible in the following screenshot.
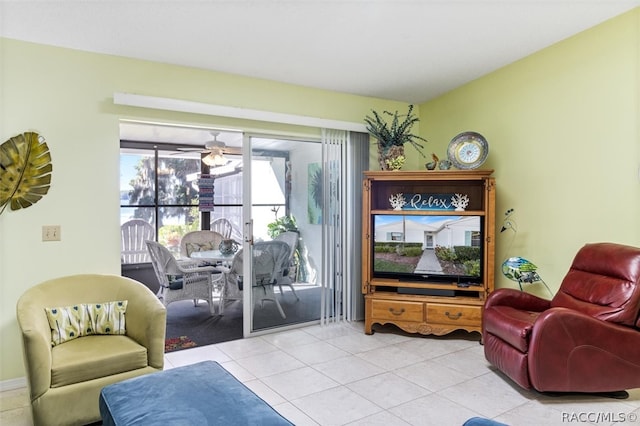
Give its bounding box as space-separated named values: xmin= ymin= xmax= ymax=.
xmin=528 ymin=307 xmax=640 ymax=392
xmin=485 ymin=288 xmax=551 ymax=312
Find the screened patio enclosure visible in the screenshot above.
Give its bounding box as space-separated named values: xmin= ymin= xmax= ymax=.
xmin=121 ymin=122 xmax=365 ymax=336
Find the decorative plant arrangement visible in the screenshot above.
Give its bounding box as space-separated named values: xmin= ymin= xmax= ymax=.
xmin=0 ymin=131 xmax=52 ymax=215
xmin=385 ymin=155 xmax=405 ymax=171
xmin=364 ymin=104 xmax=427 ymax=170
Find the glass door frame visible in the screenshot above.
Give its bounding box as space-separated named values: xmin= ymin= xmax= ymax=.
xmin=241 ymin=132 xmax=326 ymax=337
xmin=241 ymin=133 xmax=252 ymax=337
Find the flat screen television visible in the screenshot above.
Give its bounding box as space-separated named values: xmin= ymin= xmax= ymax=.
xmin=372 ymin=214 xmax=484 ymax=285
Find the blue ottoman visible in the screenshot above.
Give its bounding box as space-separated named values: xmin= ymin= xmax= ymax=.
xmin=99 ymin=361 xmax=293 ymax=425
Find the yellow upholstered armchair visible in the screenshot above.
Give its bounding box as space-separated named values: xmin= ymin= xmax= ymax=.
xmin=16 ymin=274 xmax=166 ymax=426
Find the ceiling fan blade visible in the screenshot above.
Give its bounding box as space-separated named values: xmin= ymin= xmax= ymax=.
xmin=176 ymin=147 xmax=206 ymax=152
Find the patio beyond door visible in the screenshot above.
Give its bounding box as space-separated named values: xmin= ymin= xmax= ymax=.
xmin=244 ymin=136 xmax=323 ymax=334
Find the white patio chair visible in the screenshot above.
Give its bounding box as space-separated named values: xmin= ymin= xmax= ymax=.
xmin=223 ymin=240 xmax=291 ymax=318
xmin=146 ymin=240 xmax=223 ymax=315
xmin=210 ymin=218 xmax=233 ymax=239
xmin=273 ymin=231 xmax=300 ymax=300
xmin=121 ymin=219 xmax=154 ymax=263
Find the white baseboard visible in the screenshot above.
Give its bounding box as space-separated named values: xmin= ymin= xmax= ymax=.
xmin=0 ymin=377 xmax=27 ymax=392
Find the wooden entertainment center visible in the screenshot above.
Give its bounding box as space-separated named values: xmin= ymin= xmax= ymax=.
xmin=362 ymin=170 xmax=495 ymax=337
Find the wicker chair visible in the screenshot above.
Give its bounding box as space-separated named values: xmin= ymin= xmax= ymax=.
xmin=180 ymin=230 xmax=225 ymax=258
xmin=146 ymin=240 xmax=223 ymax=315
xmin=224 ymin=240 xmax=291 ymax=318
xmin=121 ymin=219 xmax=154 ymax=263
xmin=273 ymin=231 xmax=300 ymax=300
xmin=210 ymin=218 xmax=234 ymax=239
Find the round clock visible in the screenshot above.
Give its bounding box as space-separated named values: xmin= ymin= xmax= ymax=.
xmin=447 ymin=131 xmax=489 ymax=170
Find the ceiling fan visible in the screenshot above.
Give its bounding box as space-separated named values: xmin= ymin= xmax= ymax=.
xmin=178 ymin=131 xmax=229 ymax=167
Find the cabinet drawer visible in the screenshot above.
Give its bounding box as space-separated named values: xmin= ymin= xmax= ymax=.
xmin=426 ymin=304 xmax=481 ymax=326
xmin=371 ymin=300 xmax=423 ymax=322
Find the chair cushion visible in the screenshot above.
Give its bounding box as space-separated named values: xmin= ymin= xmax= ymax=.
xmin=185 ymin=241 xmax=214 ymax=256
xmin=483 ymin=306 xmax=540 ymax=352
xmin=51 ymin=335 xmax=148 ymax=388
xmin=167 ymin=276 xmax=184 ymax=290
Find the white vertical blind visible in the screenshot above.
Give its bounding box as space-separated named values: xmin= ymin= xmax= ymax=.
xmin=320 ymin=129 xmax=345 ymax=323
xmin=320 ymin=129 xmax=369 ymax=324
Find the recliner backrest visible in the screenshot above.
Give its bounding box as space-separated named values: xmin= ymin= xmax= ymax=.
xmin=551 ymin=242 xmax=640 ymax=327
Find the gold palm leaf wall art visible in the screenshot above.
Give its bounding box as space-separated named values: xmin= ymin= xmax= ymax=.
xmin=0 ymin=131 xmax=52 ymax=215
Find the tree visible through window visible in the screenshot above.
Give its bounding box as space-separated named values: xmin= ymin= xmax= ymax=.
xmin=120 ymin=143 xmax=201 ymax=254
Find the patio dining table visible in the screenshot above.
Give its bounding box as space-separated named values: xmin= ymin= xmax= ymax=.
xmin=189 ymin=249 xmax=236 ymax=264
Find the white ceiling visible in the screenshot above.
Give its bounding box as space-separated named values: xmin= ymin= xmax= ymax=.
xmin=2 ymin=0 xmax=638 ymax=105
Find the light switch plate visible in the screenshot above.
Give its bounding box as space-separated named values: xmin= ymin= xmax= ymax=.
xmin=42 ymin=225 xmax=61 ymax=241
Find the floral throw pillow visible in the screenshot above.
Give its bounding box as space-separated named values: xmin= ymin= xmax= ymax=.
xmin=45 ymin=304 xmax=91 ymax=346
xmin=86 ymin=301 xmax=128 ymax=335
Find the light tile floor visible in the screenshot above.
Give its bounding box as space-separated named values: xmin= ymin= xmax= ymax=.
xmin=2 ymin=322 xmax=640 ymax=425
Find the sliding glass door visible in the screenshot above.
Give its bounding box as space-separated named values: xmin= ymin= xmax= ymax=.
xmin=243 ymin=135 xmax=323 ymax=335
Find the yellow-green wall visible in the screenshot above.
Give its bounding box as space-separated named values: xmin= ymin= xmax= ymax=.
xmin=419 ymin=8 xmax=640 ymax=294
xmin=1 ymin=8 xmax=639 ymax=384
xmin=0 ymin=38 xmax=407 ymax=382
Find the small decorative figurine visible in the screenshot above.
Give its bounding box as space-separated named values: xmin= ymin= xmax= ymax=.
xmin=500 ymin=208 xmax=552 ymax=296
xmin=450 ymin=193 xmax=469 ymax=211
xmin=438 ymin=159 xmax=452 ymax=170
xmin=389 ymin=193 xmax=407 ymax=210
xmin=425 ymin=153 xmax=439 ymax=170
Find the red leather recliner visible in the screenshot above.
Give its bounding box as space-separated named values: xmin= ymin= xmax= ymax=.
xmin=483 ymin=242 xmax=640 ymax=396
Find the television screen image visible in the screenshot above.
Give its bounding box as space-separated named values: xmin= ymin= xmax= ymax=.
xmin=373 ymin=215 xmax=483 ymax=283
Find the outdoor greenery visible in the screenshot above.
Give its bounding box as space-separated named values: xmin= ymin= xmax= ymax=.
xmin=266 ymin=214 xmax=298 ymax=239
xmin=373 ymin=258 xmax=416 ymax=273
xmin=374 ymin=242 xmax=422 ymax=256
xmin=124 ymin=155 xmax=200 ymax=249
xmin=373 ymin=242 xmax=480 ymax=276
xmin=127 ymin=156 xmax=200 ymax=227
xmin=435 ymin=245 xmax=481 ymax=276
xmin=464 ymin=259 xmax=481 ymax=276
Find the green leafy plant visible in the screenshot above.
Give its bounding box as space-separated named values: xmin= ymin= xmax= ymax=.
xmin=267 ymin=214 xmax=298 ymax=239
xmin=435 ymin=245 xmax=457 ymax=261
xmin=464 ymin=259 xmax=481 ymax=276
xmin=364 ymin=104 xmax=427 ymax=156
